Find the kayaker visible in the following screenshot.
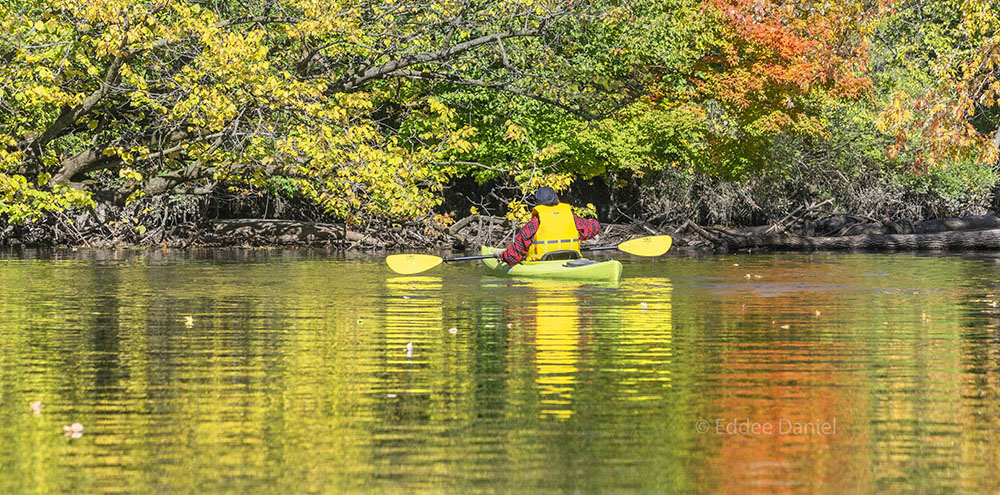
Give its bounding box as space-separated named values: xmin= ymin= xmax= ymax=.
xmin=494 ymin=187 xmax=600 ymax=265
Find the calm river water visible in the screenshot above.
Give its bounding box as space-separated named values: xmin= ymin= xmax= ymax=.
xmin=1 ymin=249 xmax=999 ymax=494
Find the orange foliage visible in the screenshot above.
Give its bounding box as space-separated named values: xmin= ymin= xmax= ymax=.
xmin=889 ymin=41 xmax=1000 ymax=169
xmin=701 ymin=0 xmax=876 ymax=112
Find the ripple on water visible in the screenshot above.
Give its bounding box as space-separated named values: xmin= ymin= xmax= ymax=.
xmin=2 ymin=251 xmax=1000 ymax=494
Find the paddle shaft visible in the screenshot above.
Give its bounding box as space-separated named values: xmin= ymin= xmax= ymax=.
xmin=442 ymin=245 xmax=615 ymax=263
xmin=386 ymin=235 xmax=670 ymax=274
xmin=442 ymin=254 xmax=496 ymax=262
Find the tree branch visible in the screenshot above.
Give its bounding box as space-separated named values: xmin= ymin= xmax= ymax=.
xmin=336 ymin=30 xmax=540 ymax=91
xmin=143 ymin=133 xmax=226 ymax=195
xmin=130 ymin=16 xmax=300 ymax=56
xmin=144 ymin=160 xmax=216 ymax=196
xmin=430 ymin=160 xmax=506 ymax=172
xmin=27 ymin=56 xmax=124 ymax=159
xmin=393 ymin=69 xmax=632 ymax=121
xmin=51 ymin=148 xmax=119 ymax=185
xmin=50 ymin=129 xmax=212 ymax=186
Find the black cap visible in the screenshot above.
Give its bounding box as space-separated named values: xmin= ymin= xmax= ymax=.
xmin=534 ymin=186 xmax=559 ymax=206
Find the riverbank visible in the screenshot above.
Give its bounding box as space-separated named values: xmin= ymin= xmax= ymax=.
xmin=7 ymin=209 xmax=1000 ymax=254
xmin=0 ymin=214 xmax=650 ymax=251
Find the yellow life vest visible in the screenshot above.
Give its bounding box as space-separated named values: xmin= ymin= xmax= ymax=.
xmin=527 ymin=203 xmax=580 ymax=261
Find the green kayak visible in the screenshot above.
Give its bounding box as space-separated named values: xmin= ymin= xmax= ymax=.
xmin=480 ymin=246 xmax=623 ymax=283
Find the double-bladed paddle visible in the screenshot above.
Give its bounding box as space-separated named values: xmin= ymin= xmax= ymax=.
xmin=385 ymin=235 xmax=672 ymax=275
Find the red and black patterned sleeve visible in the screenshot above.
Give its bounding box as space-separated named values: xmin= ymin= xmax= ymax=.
xmin=497 ymin=217 xmax=539 ymax=265
xmin=574 ymin=215 xmax=600 ymax=240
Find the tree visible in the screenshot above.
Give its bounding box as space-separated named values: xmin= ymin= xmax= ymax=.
xmin=439 ymin=0 xmax=880 ymax=198
xmin=875 ymin=0 xmax=1000 ymax=170
xmin=0 ymin=0 xmax=612 ymax=225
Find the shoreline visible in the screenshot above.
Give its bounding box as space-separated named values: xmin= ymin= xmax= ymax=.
xmin=6 ymin=212 xmax=1000 ymax=253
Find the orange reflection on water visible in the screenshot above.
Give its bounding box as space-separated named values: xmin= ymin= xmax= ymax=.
xmin=696 ymin=261 xmax=867 ymax=494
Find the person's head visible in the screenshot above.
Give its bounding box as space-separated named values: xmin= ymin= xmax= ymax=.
xmin=533 ymin=186 xmax=559 ymax=206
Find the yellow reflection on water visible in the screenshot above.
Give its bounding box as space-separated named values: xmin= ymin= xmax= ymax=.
xmin=532 ymin=283 xmax=582 ymax=420
xmin=616 ymin=277 xmax=673 ymax=399
xmin=519 ymin=278 xmax=674 ymax=419
xmin=383 ymin=276 xmax=443 ymax=393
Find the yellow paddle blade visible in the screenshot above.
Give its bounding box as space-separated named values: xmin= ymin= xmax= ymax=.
xmin=386 ymin=254 xmax=444 ymax=274
xmin=618 ymin=235 xmax=673 ymax=257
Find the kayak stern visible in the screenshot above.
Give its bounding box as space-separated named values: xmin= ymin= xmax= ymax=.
xmin=480 ymin=246 xmax=622 ymax=283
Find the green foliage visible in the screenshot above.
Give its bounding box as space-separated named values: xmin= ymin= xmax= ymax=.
xmin=440 ymin=0 xmax=885 ymax=196
xmin=1 ymin=0 xmax=997 ymax=232
xmin=897 ymin=159 xmax=1000 ymax=215
xmin=874 ymin=0 xmax=1000 ymax=167
xmin=0 ymin=0 xmax=587 ymax=225
xmin=437 ymin=0 xmax=718 ymax=185
xmin=0 ymin=174 xmax=95 ymax=224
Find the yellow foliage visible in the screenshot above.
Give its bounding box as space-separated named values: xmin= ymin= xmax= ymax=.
xmin=503 ymin=120 xmax=528 ymax=142
xmin=875 ymin=91 xmax=914 ymax=134
xmin=0 ymin=0 xmax=568 ymax=225
xmin=879 ymin=7 xmax=1000 ymax=168
xmin=505 ymin=199 xmax=531 ymax=223
xmin=431 ymin=212 xmax=455 ymax=227
xmin=572 ymin=203 xmax=598 ymax=219
xmin=119 ymin=168 xmax=143 ymax=183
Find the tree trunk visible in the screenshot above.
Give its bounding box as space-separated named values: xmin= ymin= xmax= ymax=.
xmin=725 ymin=228 xmax=1000 ymax=251
xmin=842 ymin=215 xmax=1000 ymax=235
xmin=207 ymin=219 xmax=376 ymax=245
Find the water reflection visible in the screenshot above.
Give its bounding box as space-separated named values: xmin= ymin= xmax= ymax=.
xmin=614 ymin=278 xmax=673 ymax=400
xmin=384 ymin=276 xmax=443 ymax=370
xmin=529 ymin=282 xmax=583 ymax=419
xmin=517 ymin=278 xmax=674 ymax=419
xmin=3 ymin=251 xmax=1000 ymax=494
